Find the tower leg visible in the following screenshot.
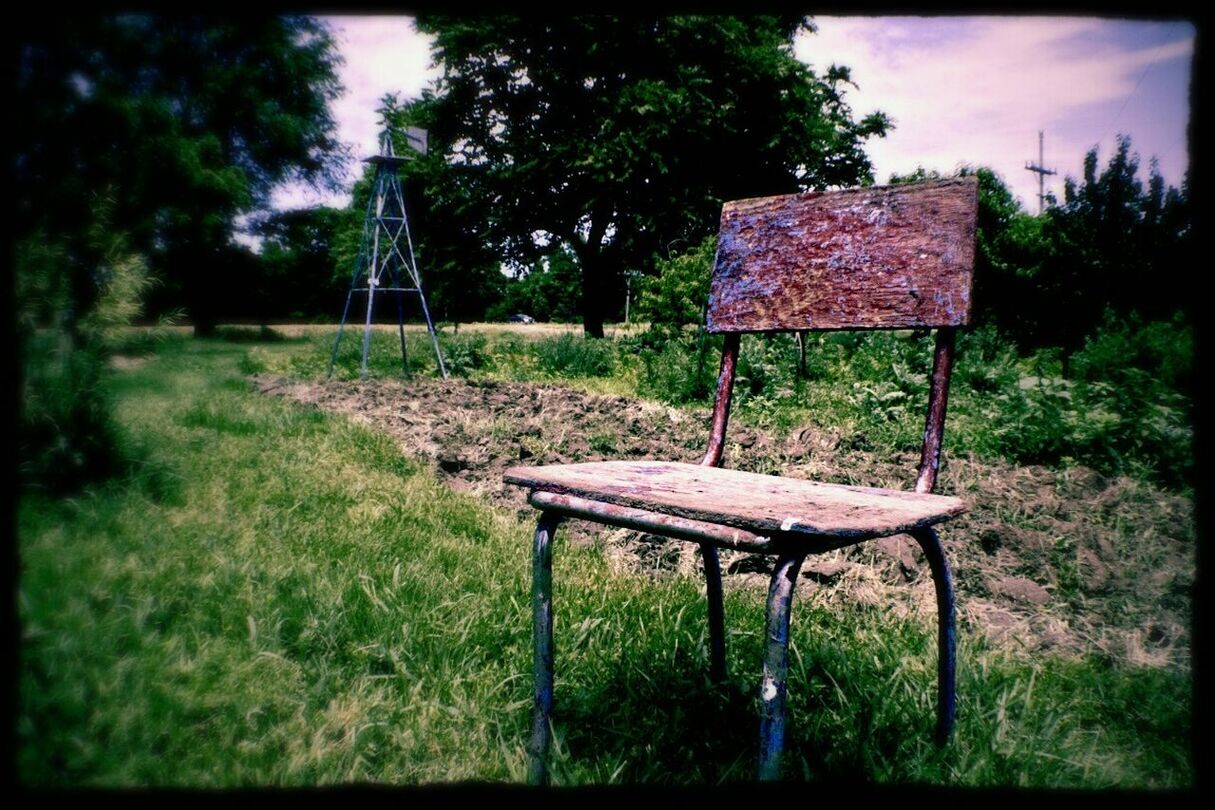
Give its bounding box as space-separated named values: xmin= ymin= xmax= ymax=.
xmin=395 ymin=288 xmax=409 ymax=377
xmin=416 ymin=283 xmax=447 ymax=379
xmin=327 ymin=288 xmax=356 ymax=379
xmin=360 ymin=283 xmax=376 ymax=380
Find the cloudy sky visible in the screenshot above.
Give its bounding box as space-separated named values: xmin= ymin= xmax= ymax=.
xmin=273 ymin=15 xmax=1194 ymax=214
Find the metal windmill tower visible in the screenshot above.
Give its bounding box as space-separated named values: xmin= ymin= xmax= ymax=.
xmin=327 ymin=128 xmax=448 ymax=379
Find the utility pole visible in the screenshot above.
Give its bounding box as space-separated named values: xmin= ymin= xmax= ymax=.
xmin=1024 ymin=130 xmax=1057 ymax=215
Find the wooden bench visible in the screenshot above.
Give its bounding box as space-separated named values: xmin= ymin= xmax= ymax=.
xmin=505 ymin=177 xmax=979 ymax=782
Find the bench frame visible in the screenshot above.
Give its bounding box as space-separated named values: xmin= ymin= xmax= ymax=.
xmin=516 ymin=178 xmax=979 ymax=783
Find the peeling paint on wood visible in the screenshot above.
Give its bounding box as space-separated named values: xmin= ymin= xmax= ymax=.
xmin=529 ymin=490 xmax=778 ymax=551
xmin=708 ymin=178 xmax=978 ymax=333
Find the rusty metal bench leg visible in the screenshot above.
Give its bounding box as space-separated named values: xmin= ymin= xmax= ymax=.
xmin=529 ymin=511 xmax=562 ymax=786
xmin=700 ymin=542 xmax=727 ymax=683
xmin=912 ymin=527 xmax=956 ymax=745
xmin=757 ymin=552 xmax=807 ymax=781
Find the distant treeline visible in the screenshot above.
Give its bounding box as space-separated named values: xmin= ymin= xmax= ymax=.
xmin=186 ymin=134 xmax=1192 ymax=374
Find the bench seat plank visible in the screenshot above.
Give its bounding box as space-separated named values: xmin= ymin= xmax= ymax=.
xmin=505 ymin=460 xmax=967 ymax=540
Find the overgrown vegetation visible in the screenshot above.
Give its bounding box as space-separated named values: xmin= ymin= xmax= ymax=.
xmin=15 ymin=17 xmax=344 ymax=337
xmin=14 ymin=16 xmax=344 ymax=494
xmin=18 ymin=338 xmax=1192 ymax=786
xmin=295 ymin=311 xmax=1191 ymax=493
xmin=16 ymin=209 xmax=155 ymax=493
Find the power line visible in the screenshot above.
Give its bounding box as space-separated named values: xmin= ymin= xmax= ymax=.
xmin=1107 ymin=63 xmax=1152 ymax=141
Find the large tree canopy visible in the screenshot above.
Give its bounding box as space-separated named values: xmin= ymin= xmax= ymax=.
xmin=15 ymin=15 xmax=344 ymax=335
xmin=412 ymin=14 xmax=890 ymax=336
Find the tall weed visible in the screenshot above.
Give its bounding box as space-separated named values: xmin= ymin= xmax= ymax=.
xmin=533 ymin=333 xmax=617 ymax=378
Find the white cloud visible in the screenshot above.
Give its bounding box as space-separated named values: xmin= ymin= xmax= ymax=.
xmin=323 ymin=16 xmax=438 ymax=158
xmin=272 ymin=15 xmax=438 ymax=210
xmin=801 ymin=16 xmax=1193 ymax=209
xmin=272 ymin=15 xmax=1193 ymax=214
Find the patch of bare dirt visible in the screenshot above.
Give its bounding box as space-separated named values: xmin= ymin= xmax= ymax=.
xmin=110 ymin=354 xmax=150 ymax=370
xmin=253 ymin=374 xmax=1194 ymax=670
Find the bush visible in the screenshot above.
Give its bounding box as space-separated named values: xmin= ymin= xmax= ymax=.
xmin=1071 ymin=310 xmax=1192 ymax=392
xmin=533 ymin=333 xmax=617 ymax=378
xmin=440 ymin=333 xmax=491 ymax=377
xmin=1066 ymin=313 xmax=1193 ymax=487
xmin=19 ymin=334 xmax=123 ymax=492
xmin=635 ymin=237 xmax=715 ymax=341
xmin=637 ymin=332 xmax=720 ymax=405
xmin=16 ymin=217 xmax=153 ymax=493
xmin=950 ymin=316 xmax=1193 ymax=489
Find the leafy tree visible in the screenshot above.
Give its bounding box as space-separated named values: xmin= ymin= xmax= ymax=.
xmin=14 ymin=16 xmax=343 ymax=492
xmin=15 ymin=15 xmax=344 ymax=336
xmin=253 ymin=206 xmax=350 ymax=322
xmin=412 ymin=15 xmax=890 ymax=336
xmin=487 ymin=247 xmax=583 ymax=323
xmin=1025 ymin=136 xmax=1191 ymax=369
xmin=634 ymin=236 xmax=717 ymax=340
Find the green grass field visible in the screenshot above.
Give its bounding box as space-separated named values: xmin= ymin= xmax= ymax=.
xmin=18 ymin=334 xmax=1192 ymax=787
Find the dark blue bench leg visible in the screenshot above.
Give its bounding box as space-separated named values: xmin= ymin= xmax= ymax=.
xmin=757 ymin=552 xmax=807 ymax=781
xmin=912 ymin=527 xmax=956 ymax=744
xmin=529 ymin=512 xmax=561 ymax=786
xmin=700 ymin=542 xmax=727 ymax=683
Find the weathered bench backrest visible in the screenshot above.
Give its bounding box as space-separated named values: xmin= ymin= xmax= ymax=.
xmin=707 ymin=178 xmax=979 ymax=333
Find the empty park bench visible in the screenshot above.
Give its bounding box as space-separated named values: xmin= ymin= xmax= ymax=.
xmin=504 ymin=177 xmax=979 ymax=783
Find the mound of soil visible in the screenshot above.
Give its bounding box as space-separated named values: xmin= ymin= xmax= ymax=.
xmin=254 ymin=374 xmax=1193 ymax=670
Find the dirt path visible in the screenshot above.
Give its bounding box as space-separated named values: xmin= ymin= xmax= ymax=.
xmin=254 ymin=374 xmax=1193 ymax=670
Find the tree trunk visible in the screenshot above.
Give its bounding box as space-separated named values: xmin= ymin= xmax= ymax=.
xmin=192 ymin=318 xmax=218 ymax=338
xmin=582 ymin=307 xmax=605 ymax=339
xmin=577 ymin=247 xmax=606 ymax=339
xmin=181 ymin=249 xmax=220 ymax=338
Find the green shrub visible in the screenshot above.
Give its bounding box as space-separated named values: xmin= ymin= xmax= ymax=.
xmin=16 ymin=217 xmax=153 ymax=493
xmin=635 ymin=237 xmax=715 ymax=341
xmin=637 ymin=332 xmax=720 ymax=405
xmin=19 ymin=333 xmax=129 ymax=493
xmin=441 ymin=333 xmax=491 ymax=377
xmin=1072 ymin=310 xmax=1193 ymax=392
xmin=533 ymin=333 xmax=617 ymax=378
xmin=1065 ymin=314 xmax=1193 ymax=487
xmin=949 ymin=317 xmax=1193 ymax=489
